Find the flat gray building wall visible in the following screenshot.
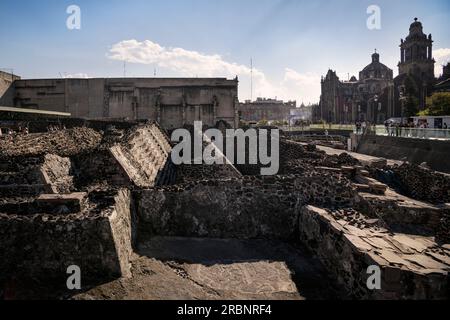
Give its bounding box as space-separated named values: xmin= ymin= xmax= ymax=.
xmin=10 ymin=77 xmax=239 ymax=129
xmin=0 ymin=71 xmax=20 ymax=106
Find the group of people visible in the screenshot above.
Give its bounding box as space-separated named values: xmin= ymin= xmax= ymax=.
xmin=384 ymin=121 xmax=448 ymax=138
xmin=384 ymin=122 xmax=413 ymax=137
xmin=47 ymin=124 xmax=66 ymax=132
xmin=0 ymin=123 xmax=69 ymax=139
xmin=355 ymin=119 xmax=449 ymax=138
xmin=355 ymin=121 xmax=372 ymax=135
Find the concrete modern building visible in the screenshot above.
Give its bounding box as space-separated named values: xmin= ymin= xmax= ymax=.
xmin=0 ymin=76 xmax=240 ymax=129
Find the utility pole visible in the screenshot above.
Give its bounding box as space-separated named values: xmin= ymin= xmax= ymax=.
xmin=123 ymin=61 xmax=126 ymax=77
xmin=250 ymin=58 xmax=253 ymax=102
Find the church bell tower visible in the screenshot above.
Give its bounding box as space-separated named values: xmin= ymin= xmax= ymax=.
xmin=398 ymin=18 xmax=435 ymax=82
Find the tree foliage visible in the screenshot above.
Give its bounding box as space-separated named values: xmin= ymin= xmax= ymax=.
xmin=419 ymin=92 xmax=450 ymax=116
xmin=257 ymin=119 xmax=268 ymax=126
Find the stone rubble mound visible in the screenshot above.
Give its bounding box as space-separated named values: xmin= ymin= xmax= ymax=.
xmin=392 ymin=163 xmax=450 ymax=204
xmin=0 ymin=127 xmax=103 ymax=158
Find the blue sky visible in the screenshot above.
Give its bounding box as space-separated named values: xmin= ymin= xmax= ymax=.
xmin=1 ymin=0 xmax=449 ymax=103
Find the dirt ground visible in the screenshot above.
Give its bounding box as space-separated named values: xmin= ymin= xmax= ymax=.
xmin=73 ymin=237 xmax=337 ymax=300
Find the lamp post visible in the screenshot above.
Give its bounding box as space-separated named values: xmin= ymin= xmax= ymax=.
xmin=367 ymin=94 xmax=379 ymax=131
xmin=372 ymin=95 xmax=378 ymax=124
xmin=399 ymin=85 xmax=406 ymax=125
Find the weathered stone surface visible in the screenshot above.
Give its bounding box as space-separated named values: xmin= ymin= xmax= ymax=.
xmin=35 ymin=192 xmax=87 ymax=214
xmin=298 ymin=205 xmax=450 ymax=299
xmin=40 ymin=154 xmax=73 ymax=194
xmin=0 ymin=127 xmax=102 ymax=158
xmin=74 ymin=237 xmax=333 ymax=300
xmin=136 ymin=173 xmax=357 ymax=240
xmin=1 ymin=121 xmax=449 ymax=300
xmin=110 ymin=125 xmax=173 ymax=188
xmin=0 ymin=189 xmax=134 ymax=288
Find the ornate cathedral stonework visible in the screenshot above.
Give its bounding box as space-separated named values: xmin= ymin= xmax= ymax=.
xmin=398 ymin=18 xmax=435 ymax=82
xmin=394 ymin=18 xmax=436 ymax=116
xmin=318 ymin=19 xmax=437 ymax=124
xmin=319 ymin=51 xmax=394 ymax=124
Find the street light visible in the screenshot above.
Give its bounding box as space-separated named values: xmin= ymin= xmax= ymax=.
xmin=367 ymin=94 xmax=379 ymax=127
xmin=398 ymin=85 xmax=407 ymax=124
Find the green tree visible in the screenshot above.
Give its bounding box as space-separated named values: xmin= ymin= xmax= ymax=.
xmin=421 ymin=92 xmax=450 ymax=116
xmin=404 ymin=96 xmax=420 ymax=117
xmin=257 ymin=119 xmax=268 ymax=126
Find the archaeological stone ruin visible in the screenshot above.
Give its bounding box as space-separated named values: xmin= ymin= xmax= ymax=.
xmin=0 ymin=119 xmax=449 ymax=300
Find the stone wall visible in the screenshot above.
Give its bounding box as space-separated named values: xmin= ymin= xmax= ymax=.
xmin=356 ymin=192 xmax=442 ymax=233
xmin=0 ymin=71 xmax=20 ymax=106
xmin=72 ymin=150 xmax=131 ymax=188
xmin=238 ymin=99 xmax=294 ymax=122
xmin=298 ymin=205 xmax=449 ymax=299
xmin=0 ymin=156 xmax=52 ymax=198
xmin=41 ymin=154 xmax=74 ymax=194
xmin=0 ymin=189 xmax=134 ymax=285
xmin=12 ymin=78 xmax=239 ymax=129
xmin=135 ymin=173 xmax=357 ymax=240
xmin=357 ymin=135 xmax=450 ymax=173
xmin=391 ymin=163 xmax=450 ymax=204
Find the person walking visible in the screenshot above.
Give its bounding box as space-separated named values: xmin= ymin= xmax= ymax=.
xmin=362 ymin=121 xmax=367 ymax=134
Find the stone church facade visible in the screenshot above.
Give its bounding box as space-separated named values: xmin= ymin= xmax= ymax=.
xmin=317 ymin=18 xmax=439 ymax=124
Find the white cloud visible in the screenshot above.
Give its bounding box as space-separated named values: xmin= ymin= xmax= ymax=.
xmin=108 ymin=39 xmax=253 ymax=78
xmin=433 ymin=48 xmax=450 ymax=77
xmin=108 ymin=39 xmax=320 ymax=104
xmin=282 ymin=68 xmax=321 ymax=104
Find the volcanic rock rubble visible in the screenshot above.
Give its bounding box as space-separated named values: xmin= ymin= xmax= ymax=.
xmin=0 ymin=123 xmax=448 ymax=300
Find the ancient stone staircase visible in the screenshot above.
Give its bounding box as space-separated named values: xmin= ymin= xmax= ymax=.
xmin=109 ymin=124 xmax=174 ymax=188
xmin=0 ymin=158 xmax=52 ymax=197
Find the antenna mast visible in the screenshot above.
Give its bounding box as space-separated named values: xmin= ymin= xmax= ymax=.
xmin=250 ymin=58 xmax=253 ymax=102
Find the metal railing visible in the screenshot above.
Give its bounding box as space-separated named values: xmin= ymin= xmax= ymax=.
xmin=368 ymin=126 xmax=450 ymax=140
xmin=278 ymin=124 xmax=355 ymax=132
xmin=277 ymin=124 xmax=450 ymax=140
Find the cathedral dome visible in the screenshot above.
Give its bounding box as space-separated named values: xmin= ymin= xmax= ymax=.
xmin=360 ymin=51 xmax=393 ymax=81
